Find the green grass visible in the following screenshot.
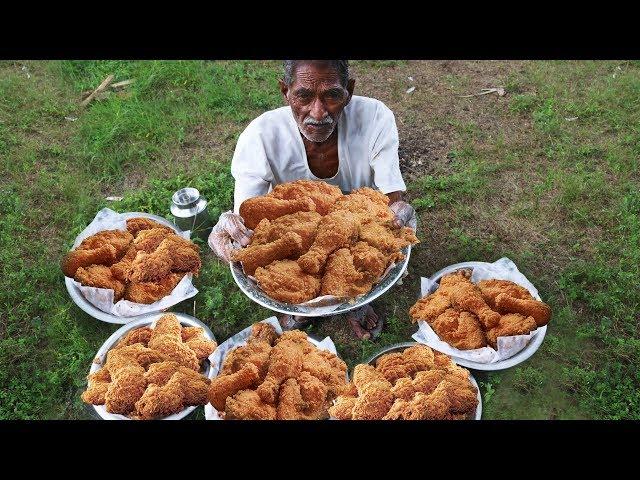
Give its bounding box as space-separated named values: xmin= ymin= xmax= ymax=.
xmin=0 ymin=59 xmax=638 ymax=419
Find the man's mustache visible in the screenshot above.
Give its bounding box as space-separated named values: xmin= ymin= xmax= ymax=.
xmin=303 ymin=116 xmax=334 ymax=126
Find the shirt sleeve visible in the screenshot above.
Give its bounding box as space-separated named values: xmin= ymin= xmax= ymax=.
xmin=230 ymin=125 xmax=274 ymax=214
xmin=368 ymin=101 xmax=407 ymax=194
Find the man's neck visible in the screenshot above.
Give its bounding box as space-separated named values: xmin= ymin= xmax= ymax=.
xmin=301 ymin=128 xmax=338 ymax=153
xmin=301 ymin=128 xmax=340 ymax=178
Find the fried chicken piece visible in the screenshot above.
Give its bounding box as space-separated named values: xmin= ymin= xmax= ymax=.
xmin=105 ymin=343 xmax=167 ymax=372
xmin=250 ymin=211 xmax=322 ymax=251
xmin=232 ymin=232 xmax=304 ymax=276
xmin=126 ymin=217 xmax=173 ymax=237
xmin=409 ymin=291 xmax=452 ymax=324
xmin=495 ymin=293 xmax=552 ymax=327
xmin=275 ymin=330 xmax=315 ymax=352
xmin=144 ymin=361 xmax=182 ymax=385
xmin=351 ymin=381 xmax=394 ymax=420
xmin=353 ymin=364 xmax=392 ymax=394
xmin=239 ymin=195 xmax=316 ymax=230
xmin=320 ymin=248 xmax=373 ymax=298
xmin=129 ymin=236 xmax=200 ymax=282
xmin=430 ymin=308 xmax=488 ymax=350
xmin=486 ymin=313 xmax=538 ymax=349
xmin=383 ymin=383 xmax=452 ymax=420
xmin=374 ymin=345 xmax=435 ymax=385
xmin=330 ymin=188 xmax=393 ymax=224
xmin=77 ymin=229 xmax=134 ymax=259
xmin=113 ymin=327 xmax=153 ymax=349
xmin=74 ymin=264 xmax=126 ymax=301
xmin=389 ymin=368 xmax=448 ymax=401
xmin=148 ymin=314 xmax=199 ymax=370
xmin=225 ymin=389 xmax=277 ymax=420
xmin=256 ymin=338 xmax=304 ymax=404
xmin=477 ymin=279 xmax=533 ymax=309
xmin=448 ymin=277 xmax=501 ymax=329
xmin=269 ymin=179 xmax=343 ymax=216
xmin=328 ymin=395 xmax=357 ymax=420
xmin=104 ymin=364 xmax=147 ymax=415
xmin=358 ymin=221 xmax=418 ymax=255
xmin=276 ymin=377 xmax=307 ymax=420
xmin=350 ymin=241 xmax=389 ymax=281
xmin=134 ymin=228 xmax=175 ymax=253
xmin=208 ymin=363 xmax=261 ymax=411
xmin=110 ymin=245 xmax=137 ymax=282
xmin=221 ymin=341 xmax=272 ymax=379
xmin=134 ymin=375 xmax=184 ymax=419
xmin=440 ymin=377 xmax=478 ymax=415
xmin=301 ymin=349 xmax=349 ymax=399
xmin=249 ymin=322 xmax=278 ymax=346
xmin=254 ymin=260 xmax=321 ymax=304
xmin=124 ymin=272 xmax=185 ymax=304
xmin=297 ymin=371 xmax=329 ymax=413
xmin=297 ymin=210 xmax=360 ymax=274
xmin=61 ymin=244 xmax=117 ymax=278
xmin=81 ymin=369 xmax=111 ymax=405
xmin=180 ymin=328 xmax=216 ymax=361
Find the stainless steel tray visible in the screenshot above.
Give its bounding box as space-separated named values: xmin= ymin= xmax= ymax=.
xmin=364 ymin=341 xmax=482 ymax=420
xmin=421 ymin=261 xmax=547 ymax=371
xmin=87 ymin=312 xmax=215 ymax=420
xmin=231 ymin=245 xmax=411 ymax=317
xmin=65 ymin=211 xmax=186 ymax=324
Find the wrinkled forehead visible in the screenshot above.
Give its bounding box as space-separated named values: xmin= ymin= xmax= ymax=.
xmin=290 ymin=62 xmax=345 ymax=90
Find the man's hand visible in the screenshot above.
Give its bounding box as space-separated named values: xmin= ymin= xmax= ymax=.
xmin=208 ymin=211 xmax=253 ymax=263
xmin=389 ymin=200 xmax=417 ymax=230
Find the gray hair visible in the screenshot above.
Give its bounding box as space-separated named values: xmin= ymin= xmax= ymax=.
xmin=282 ymin=60 xmax=350 ymax=87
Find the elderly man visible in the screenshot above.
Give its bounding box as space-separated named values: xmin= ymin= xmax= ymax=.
xmin=209 ymin=60 xmax=416 ymax=339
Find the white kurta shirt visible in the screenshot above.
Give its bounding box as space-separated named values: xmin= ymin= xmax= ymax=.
xmin=230 ymin=95 xmax=407 ymax=213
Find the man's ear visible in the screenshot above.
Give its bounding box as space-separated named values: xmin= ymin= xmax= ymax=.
xmin=278 ymin=79 xmax=289 ymax=103
xmin=345 ymin=78 xmax=356 ymax=105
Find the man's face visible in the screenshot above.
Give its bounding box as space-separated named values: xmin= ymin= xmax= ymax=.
xmin=280 ymin=62 xmax=355 ymax=143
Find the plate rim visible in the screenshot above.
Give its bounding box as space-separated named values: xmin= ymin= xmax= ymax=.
xmin=230 ymin=245 xmax=411 ymax=317
xmin=419 ymin=260 xmax=547 ymax=371
xmin=364 ymin=341 xmax=482 ymax=420
xmin=65 ymin=211 xmax=185 ymax=324
xmin=88 ymin=311 xmax=215 ymax=421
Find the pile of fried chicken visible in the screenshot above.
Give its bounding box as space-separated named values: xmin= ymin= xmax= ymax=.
xmin=409 ymin=270 xmax=552 ymax=350
xmin=208 ymin=322 xmax=348 ymax=419
xmin=329 ymin=344 xmax=478 ymax=420
xmin=81 ymin=314 xmax=216 ymax=419
xmin=62 ymin=217 xmax=201 ymax=304
xmin=232 ymin=180 xmax=419 ymax=303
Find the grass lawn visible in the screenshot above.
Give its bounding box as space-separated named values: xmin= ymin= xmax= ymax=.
xmin=1 ymin=60 xmax=638 ymax=419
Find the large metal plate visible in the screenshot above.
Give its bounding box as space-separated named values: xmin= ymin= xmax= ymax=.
xmin=87 ymin=312 xmax=215 ymax=420
xmin=65 ymin=212 xmax=184 ymax=324
xmin=231 ymin=245 xmax=411 ymax=317
xmin=365 ymin=341 xmax=482 ymax=420
xmin=422 ymin=261 xmax=547 ymax=371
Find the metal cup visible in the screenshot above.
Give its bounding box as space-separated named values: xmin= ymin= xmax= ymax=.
xmin=170 ymin=187 xmax=213 ymax=241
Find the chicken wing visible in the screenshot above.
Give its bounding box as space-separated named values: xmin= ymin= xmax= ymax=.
xmin=269 ymin=179 xmax=343 ymax=216
xmin=448 ymin=277 xmax=501 ymax=329
xmin=129 ymin=236 xmax=200 ymax=282
xmin=113 ymin=327 xmax=153 ymax=349
xmin=350 ymin=241 xmax=389 ymax=281
xmin=232 ymin=231 xmax=304 ymax=276
xmin=239 ymin=195 xmax=316 ymax=230
xmin=328 ymin=395 xmax=357 ymax=420
xmin=254 ymin=260 xmax=321 ymax=304
xmin=74 ymin=264 xmax=126 ymax=301
xmin=351 ymin=380 xmax=394 ymax=420
xmin=297 ymin=210 xmax=360 ymax=274
xmin=358 ymin=222 xmax=418 ymax=255
xmin=110 ymin=245 xmax=137 ymax=282
xmin=134 ymin=228 xmax=175 ymax=253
